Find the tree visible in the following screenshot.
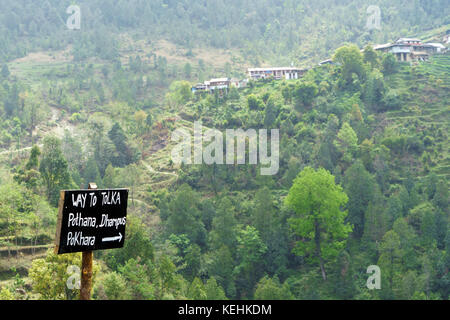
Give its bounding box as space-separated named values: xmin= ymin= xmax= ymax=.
xmin=187 ymin=277 xmax=207 ymax=300
xmin=29 ymin=249 xmax=98 ymax=300
xmin=384 ymin=194 xmax=403 ymax=228
xmin=206 ymin=245 xmax=235 ymax=298
xmin=84 ymin=156 xmax=102 ymax=187
xmin=166 ymin=184 xmax=206 ymax=246
xmin=247 ymin=94 xmax=263 ymax=110
xmin=363 ymin=45 xmax=379 ymax=68
xmin=285 ymin=167 xmax=352 ymax=280
xmin=281 ymin=84 xmax=293 ymax=104
xmin=119 ymin=258 xmax=154 ymax=300
xmin=264 ymin=96 xmax=279 ymax=128
xmin=251 ymin=187 xmax=275 ymax=241
xmin=316 ymin=114 xmax=339 ymax=171
xmin=23 ymin=99 xmax=40 ymax=141
xmin=102 ymin=272 xmax=131 ymax=300
xmin=155 ymin=254 xmax=181 ymax=299
xmin=363 ymin=69 xmax=386 ymax=112
xmin=377 ymin=230 xmax=403 ymax=299
xmin=362 ymin=186 xmax=387 ymax=247
xmin=254 ymin=276 xmax=293 ymax=300
xmin=0 ymin=287 xmax=14 ymax=300
xmin=184 ymin=244 xmax=201 ymax=281
xmin=14 ymin=145 xmax=41 ymax=190
xmin=234 ymin=226 xmax=267 ymax=298
xmin=433 ymin=179 xmax=448 ymax=212
xmin=108 ymin=123 xmax=136 ymax=168
xmin=382 ymin=53 xmax=397 ymax=75
xmin=333 ymin=44 xmax=365 ymax=88
xmin=145 ymin=112 xmax=153 ymax=132
xmin=209 ymin=197 xmax=237 ymax=250
xmin=88 ymin=120 xmax=116 ymax=175
xmin=293 ymin=81 xmax=318 ymax=111
xmin=334 ymin=122 xmax=358 ymax=164
xmin=118 ymin=164 xmax=142 ymax=206
xmin=183 ymin=63 xmax=192 ymax=79
xmin=205 ymin=277 xmax=227 ymax=300
xmin=105 ymin=216 xmax=154 ymax=271
xmin=39 ymin=136 xmax=74 ymax=206
xmin=166 ymin=81 xmax=192 ymax=107
xmin=102 ymin=164 xmax=117 ymax=188
xmin=344 ymin=160 xmax=377 ymax=238
xmin=1 ymin=64 xmax=10 ymax=78
xmin=0 ymin=183 xmax=30 ymax=256
xmin=26 ymin=145 xmax=41 ymax=170
xmin=134 ymin=110 xmax=147 ymax=135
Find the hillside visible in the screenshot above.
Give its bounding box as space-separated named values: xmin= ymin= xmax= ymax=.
xmin=0 ymin=1 xmax=449 ymax=301
xmin=1 ymin=45 xmax=449 ymax=300
xmin=1 ymin=1 xmax=449 ymax=65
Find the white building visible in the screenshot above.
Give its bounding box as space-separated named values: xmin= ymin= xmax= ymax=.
xmin=374 ymin=38 xmax=446 ymax=62
xmin=247 ymin=67 xmax=307 ymax=81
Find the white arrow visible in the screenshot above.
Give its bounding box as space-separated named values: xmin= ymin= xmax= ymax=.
xmin=102 ymin=232 xmax=123 ymax=242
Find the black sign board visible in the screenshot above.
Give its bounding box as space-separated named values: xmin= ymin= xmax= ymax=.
xmin=55 ymin=189 xmax=129 ymax=254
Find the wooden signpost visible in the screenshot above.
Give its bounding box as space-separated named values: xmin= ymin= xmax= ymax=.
xmin=54 ymin=183 xmax=129 ymax=300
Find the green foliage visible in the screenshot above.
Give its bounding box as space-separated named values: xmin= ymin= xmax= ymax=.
xmin=108 ymin=123 xmax=139 ymax=168
xmin=119 ymin=258 xmax=155 ymax=300
xmin=0 ymin=5 xmax=448 ymax=300
xmin=209 ymin=198 xmax=237 ymax=250
xmin=334 ymin=122 xmax=359 ymax=163
xmin=286 ymin=167 xmax=352 ymax=280
xmin=363 ymin=45 xmax=379 ymax=69
xmin=187 ymin=277 xmax=207 ymax=300
xmin=205 ymin=277 xmax=227 ymax=300
xmin=247 ymin=94 xmax=263 ymax=110
xmin=29 ymin=249 xmax=98 ymax=300
xmin=363 ymin=69 xmax=386 ymax=112
xmin=344 ymin=160 xmax=377 ymax=238
xmin=1 ymin=64 xmax=10 ymax=78
xmin=254 ymin=276 xmax=293 ymax=300
xmin=0 ymin=287 xmax=14 ymax=300
xmin=39 ymin=136 xmax=74 ymax=206
xmin=234 ymin=226 xmax=267 ymax=297
xmin=165 ymin=184 xmax=206 ymax=246
xmin=293 ymin=81 xmax=318 ymax=111
xmin=166 ymin=81 xmax=192 ymax=107
xmin=382 ymin=54 xmax=398 ymax=76
xmin=105 ymin=216 xmax=154 ymax=271
xmin=333 ymin=44 xmax=366 ymax=88
xmin=101 ymin=272 xmax=131 ymax=300
xmin=377 ymin=230 xmax=403 ymax=299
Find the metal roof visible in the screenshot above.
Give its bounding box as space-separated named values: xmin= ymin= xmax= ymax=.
xmin=247 ymin=67 xmax=304 ymax=72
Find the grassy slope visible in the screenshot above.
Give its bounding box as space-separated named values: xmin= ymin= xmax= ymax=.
xmin=384 ymin=54 xmax=449 ymax=179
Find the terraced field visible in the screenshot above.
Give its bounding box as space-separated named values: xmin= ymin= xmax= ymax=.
xmin=385 ymin=54 xmax=450 ymax=180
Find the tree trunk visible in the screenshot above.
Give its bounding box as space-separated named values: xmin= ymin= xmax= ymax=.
xmin=315 ymin=220 xmax=327 ymax=280
xmin=319 ymin=257 xmax=327 ymax=281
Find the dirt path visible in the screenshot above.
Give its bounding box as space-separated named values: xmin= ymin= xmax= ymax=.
xmin=0 ymin=145 xmax=41 ymax=156
xmin=141 ymin=160 xmax=178 ymax=178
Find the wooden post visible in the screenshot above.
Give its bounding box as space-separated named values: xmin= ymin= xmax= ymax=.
xmin=80 ymin=182 xmax=97 ymax=300
xmin=80 ymin=250 xmax=93 ymax=300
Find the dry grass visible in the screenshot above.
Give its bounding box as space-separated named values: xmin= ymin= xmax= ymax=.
xmin=10 ymin=46 xmax=73 ymax=65
xmin=119 ymin=35 xmax=245 ymax=70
